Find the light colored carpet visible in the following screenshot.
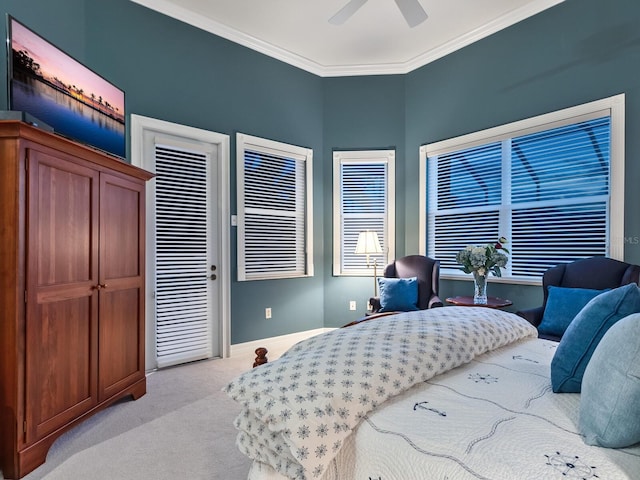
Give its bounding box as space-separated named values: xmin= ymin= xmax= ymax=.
xmin=2 ymin=348 xmax=286 ymax=480
xmin=42 ymin=395 xmax=247 ymax=480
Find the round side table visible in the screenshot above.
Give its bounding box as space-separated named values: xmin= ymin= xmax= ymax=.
xmin=445 ymin=295 xmax=513 ymax=309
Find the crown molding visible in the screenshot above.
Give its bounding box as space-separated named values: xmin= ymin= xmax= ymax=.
xmin=130 ymin=0 xmax=326 ymax=75
xmin=401 ymin=0 xmax=565 ymax=75
xmin=131 ymin=0 xmax=564 ymax=78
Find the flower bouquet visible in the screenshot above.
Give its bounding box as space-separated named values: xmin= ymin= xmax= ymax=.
xmin=455 ymin=238 xmax=509 ymax=304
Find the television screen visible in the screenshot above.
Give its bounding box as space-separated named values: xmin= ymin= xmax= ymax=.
xmin=7 ymin=16 xmax=126 ymax=158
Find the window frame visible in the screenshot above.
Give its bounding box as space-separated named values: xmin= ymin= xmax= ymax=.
xmin=419 ymin=94 xmax=625 ymax=285
xmin=332 ymin=149 xmax=396 ymax=276
xmin=236 ymin=133 xmax=313 ymax=281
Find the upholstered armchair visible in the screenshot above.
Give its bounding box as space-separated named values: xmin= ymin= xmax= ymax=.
xmin=369 ymin=255 xmax=443 ymax=313
xmin=516 ymin=256 xmax=640 ymax=341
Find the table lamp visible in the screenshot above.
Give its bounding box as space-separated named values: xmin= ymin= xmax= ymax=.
xmin=355 ymin=230 xmax=383 ymax=299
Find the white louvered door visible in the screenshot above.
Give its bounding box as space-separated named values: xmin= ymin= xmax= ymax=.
xmin=152 ymin=138 xmax=219 ymax=368
xmin=132 ymin=115 xmax=230 ymax=372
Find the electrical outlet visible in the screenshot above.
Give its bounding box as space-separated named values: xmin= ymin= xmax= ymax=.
xmin=265 ymin=307 xmax=272 ymax=319
xmin=349 ymin=301 xmax=357 ymax=311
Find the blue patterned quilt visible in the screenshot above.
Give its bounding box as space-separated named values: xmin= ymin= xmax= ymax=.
xmin=224 ymin=307 xmax=537 ymax=479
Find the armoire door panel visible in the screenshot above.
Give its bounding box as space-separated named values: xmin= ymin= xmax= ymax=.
xmin=26 ymin=295 xmax=97 ymax=442
xmin=26 ymin=148 xmax=100 ymax=442
xmin=30 ymin=151 xmax=99 ymax=287
xmin=100 ymin=175 xmax=143 ymax=280
xmin=99 ymin=288 xmax=143 ymax=400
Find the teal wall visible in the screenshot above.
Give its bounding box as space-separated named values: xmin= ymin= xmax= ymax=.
xmin=2 ymin=0 xmax=640 ymax=342
xmin=1 ymin=0 xmax=326 ymax=344
xmin=404 ymin=0 xmax=640 ymax=312
xmin=322 ymin=75 xmax=406 ymax=327
xmin=83 ymin=2 xmax=327 ymax=343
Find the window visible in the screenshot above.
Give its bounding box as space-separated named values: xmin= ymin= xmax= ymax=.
xmin=237 ymin=133 xmax=313 ymax=281
xmin=420 ymin=94 xmax=625 ymax=282
xmin=333 ymin=150 xmax=395 ymax=275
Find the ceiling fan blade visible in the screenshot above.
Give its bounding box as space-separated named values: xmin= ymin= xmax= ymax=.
xmin=394 ymin=0 xmax=428 ymax=28
xmin=329 ymin=0 xmax=368 ymax=25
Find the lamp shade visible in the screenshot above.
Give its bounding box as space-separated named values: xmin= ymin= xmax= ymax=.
xmin=354 ymin=231 xmax=382 ymax=255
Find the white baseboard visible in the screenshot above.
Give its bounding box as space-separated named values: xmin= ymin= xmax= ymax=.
xmin=230 ymin=328 xmax=334 ymax=360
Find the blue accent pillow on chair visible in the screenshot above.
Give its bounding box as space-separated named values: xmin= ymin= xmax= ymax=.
xmin=551 ymin=283 xmax=640 ymax=393
xmin=378 ymin=277 xmax=419 ymax=312
xmin=579 ymin=313 xmax=640 ymax=448
xmin=538 ymin=286 xmax=607 ymax=337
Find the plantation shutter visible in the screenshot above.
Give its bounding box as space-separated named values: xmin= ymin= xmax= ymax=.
xmin=154 ymin=143 xmax=212 ymax=368
xmin=510 ymin=117 xmax=610 ymax=276
xmin=332 ymin=150 xmax=395 ymax=276
xmin=428 ymin=115 xmax=611 ymax=279
xmin=427 ymin=142 xmax=502 ymax=272
xmin=237 ymin=134 xmax=313 ymax=281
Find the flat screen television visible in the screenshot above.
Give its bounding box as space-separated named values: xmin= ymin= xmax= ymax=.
xmin=6 ymin=15 xmax=126 ymax=159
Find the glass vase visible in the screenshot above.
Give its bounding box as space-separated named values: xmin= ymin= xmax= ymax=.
xmin=473 ymin=271 xmax=488 ymax=305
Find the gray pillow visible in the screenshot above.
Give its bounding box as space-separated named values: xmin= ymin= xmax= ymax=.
xmin=579 ymin=313 xmax=640 ymax=448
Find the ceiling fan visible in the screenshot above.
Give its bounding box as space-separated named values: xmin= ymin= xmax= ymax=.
xmin=329 ymin=0 xmax=428 ymax=28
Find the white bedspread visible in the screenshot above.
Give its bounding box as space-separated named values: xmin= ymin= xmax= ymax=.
xmin=247 ymin=337 xmax=640 ymax=480
xmin=224 ymin=307 xmax=537 ymax=480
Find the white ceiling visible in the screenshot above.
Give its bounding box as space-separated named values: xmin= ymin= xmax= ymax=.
xmin=131 ymin=0 xmax=564 ymax=77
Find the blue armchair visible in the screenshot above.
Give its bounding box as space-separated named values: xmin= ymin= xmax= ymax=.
xmin=516 ymin=256 xmax=640 ymax=341
xmin=369 ymin=255 xmax=443 ymax=313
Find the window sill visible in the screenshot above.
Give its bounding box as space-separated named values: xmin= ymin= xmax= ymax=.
xmin=440 ymin=273 xmax=541 ymax=287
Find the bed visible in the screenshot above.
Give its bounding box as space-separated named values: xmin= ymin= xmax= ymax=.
xmin=224 ymin=307 xmax=640 ymax=480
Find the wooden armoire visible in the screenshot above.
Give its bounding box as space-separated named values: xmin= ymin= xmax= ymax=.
xmin=0 ymin=120 xmax=153 ymax=479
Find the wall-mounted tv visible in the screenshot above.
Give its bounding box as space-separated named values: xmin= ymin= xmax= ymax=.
xmin=6 ymin=16 xmax=126 ymax=159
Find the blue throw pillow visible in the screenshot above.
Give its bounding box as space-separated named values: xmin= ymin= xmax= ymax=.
xmin=551 ymin=283 xmax=640 ymax=393
xmin=378 ymin=277 xmax=419 ymax=312
xmin=579 ymin=313 xmax=640 ymax=448
xmin=539 ymin=286 xmax=607 ymax=337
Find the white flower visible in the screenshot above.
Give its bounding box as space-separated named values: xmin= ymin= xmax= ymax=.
xmin=455 ymin=238 xmax=510 ymax=277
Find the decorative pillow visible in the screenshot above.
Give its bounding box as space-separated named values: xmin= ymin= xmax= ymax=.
xmin=579 ymin=313 xmax=640 ymax=448
xmin=551 ymin=283 xmax=640 ymax=393
xmin=378 ymin=277 xmax=419 ymax=312
xmin=538 ymin=286 xmax=607 ymax=337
